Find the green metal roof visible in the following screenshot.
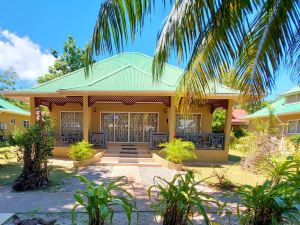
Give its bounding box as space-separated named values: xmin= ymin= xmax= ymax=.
xmin=16 ymin=52 xmax=238 ymax=94
xmin=244 ymin=97 xmax=300 ymax=119
xmin=0 ymin=98 xmax=30 ymax=116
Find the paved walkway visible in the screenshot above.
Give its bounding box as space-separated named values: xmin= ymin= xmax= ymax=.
xmin=0 ymin=166 xmax=181 ymax=213
xmin=0 ymin=165 xmax=238 ymax=224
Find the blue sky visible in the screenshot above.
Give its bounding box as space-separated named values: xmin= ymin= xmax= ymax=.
xmin=0 ymin=0 xmax=296 ymax=100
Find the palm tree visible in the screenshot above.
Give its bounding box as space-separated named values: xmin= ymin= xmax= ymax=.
xmin=85 ymin=0 xmax=300 ymax=107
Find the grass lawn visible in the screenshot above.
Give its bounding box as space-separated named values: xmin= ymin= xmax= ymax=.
xmin=185 ymin=149 xmax=267 ymax=190
xmin=0 ymin=147 xmax=75 ymax=188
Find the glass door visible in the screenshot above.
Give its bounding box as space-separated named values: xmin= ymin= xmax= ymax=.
xmin=130 ymin=113 xmax=144 ymax=142
xmin=101 ymin=113 xmax=114 ymax=142
xmin=114 ymin=113 xmax=129 ymax=142
xmin=101 ymin=112 xmax=158 ymax=143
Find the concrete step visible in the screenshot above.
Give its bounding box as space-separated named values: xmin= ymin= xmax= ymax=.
xmin=105 ymin=149 xmax=150 ymax=154
xmin=100 ymin=156 xmax=156 ymax=163
xmin=104 ymin=153 xmax=152 ymax=158
xmin=96 ymin=162 xmax=161 ymax=167
xmin=97 ymin=156 xmax=159 ymax=167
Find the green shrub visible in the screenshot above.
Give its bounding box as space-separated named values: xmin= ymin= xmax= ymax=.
xmin=0 ymin=141 xmax=9 ymax=148
xmin=236 ymin=157 xmax=300 ymax=225
xmin=159 ymin=139 xmax=197 ymax=164
xmin=72 ymin=176 xmax=137 ymax=225
xmin=148 ymin=171 xmax=218 ymax=225
xmin=232 ymin=126 xmax=249 ymax=139
xmin=69 ymin=141 xmax=95 ymax=161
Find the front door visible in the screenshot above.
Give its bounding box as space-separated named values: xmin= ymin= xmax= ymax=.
xmin=100 ymin=112 xmax=158 ymax=143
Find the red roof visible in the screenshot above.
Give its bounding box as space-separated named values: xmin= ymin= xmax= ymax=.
xmin=232 ymin=109 xmax=249 ymax=125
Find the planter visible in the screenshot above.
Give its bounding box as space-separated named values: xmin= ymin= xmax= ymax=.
xmin=73 ymin=151 xmax=104 ymax=170
xmin=152 ymin=152 xmax=183 ymax=171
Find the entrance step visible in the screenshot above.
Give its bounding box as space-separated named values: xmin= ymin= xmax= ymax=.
xmin=97 ymin=156 xmax=160 ymax=167
xmin=104 ymin=153 xmax=152 ymax=158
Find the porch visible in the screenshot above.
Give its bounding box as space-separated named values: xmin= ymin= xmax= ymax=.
xmin=29 ymin=94 xmax=233 ymax=162
xmin=53 ymin=131 xmax=225 ymax=150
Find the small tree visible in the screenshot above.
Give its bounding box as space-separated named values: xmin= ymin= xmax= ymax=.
xmin=8 ymin=115 xmax=54 ymax=191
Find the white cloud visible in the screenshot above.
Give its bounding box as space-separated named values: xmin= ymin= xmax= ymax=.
xmin=0 ymin=29 xmax=55 ymax=80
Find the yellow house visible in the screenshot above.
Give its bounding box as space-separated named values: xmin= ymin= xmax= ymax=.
xmin=5 ymin=53 xmax=241 ymax=162
xmin=244 ymin=86 xmax=300 ymax=136
xmin=0 ymin=98 xmax=30 ymax=140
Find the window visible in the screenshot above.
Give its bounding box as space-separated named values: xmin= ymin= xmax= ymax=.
xmin=287 ymin=120 xmax=300 ymax=134
xmin=286 ymin=94 xmax=300 ymax=104
xmin=61 ymin=112 xmax=83 ymax=132
xmin=23 ymin=120 xmax=29 ymax=128
xmin=175 ymin=114 xmax=201 ymax=134
xmin=10 ymin=118 xmax=16 ymax=124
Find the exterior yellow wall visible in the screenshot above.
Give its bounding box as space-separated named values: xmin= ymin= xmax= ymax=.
xmin=49 ymin=102 xmax=213 ymax=134
xmin=249 ymin=113 xmax=300 ymax=135
xmin=0 ymin=112 xmax=30 ymax=136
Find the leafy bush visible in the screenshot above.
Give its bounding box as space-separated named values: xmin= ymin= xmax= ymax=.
xmin=236 ymin=157 xmax=300 ymax=225
xmin=72 ymin=176 xmax=137 ymax=225
xmin=0 ymin=141 xmax=9 ymax=148
xmin=231 ymin=130 xmax=296 ymax=171
xmin=148 ymin=171 xmax=218 ymax=225
xmin=212 ymin=108 xmax=226 ymax=133
xmin=7 ymin=115 xmax=55 ymax=191
xmin=69 ymin=141 xmax=95 ymax=161
xmin=231 ymin=126 xmax=249 ymax=139
xmin=211 ymin=169 xmax=235 ymax=190
xmin=159 ymin=139 xmax=196 ymax=164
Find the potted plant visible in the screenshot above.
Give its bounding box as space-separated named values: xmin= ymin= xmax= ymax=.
xmin=155 ymin=139 xmax=197 ymax=170
xmin=70 ymin=141 xmax=102 ymax=169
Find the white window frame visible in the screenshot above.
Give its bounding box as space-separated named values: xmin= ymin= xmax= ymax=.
xmin=287 ymin=119 xmax=300 ymax=134
xmin=23 ymin=120 xmax=29 ymax=128
xmin=60 ymin=111 xmax=83 ymax=132
xmin=10 ymin=118 xmax=16 ymax=125
xmin=175 ymin=113 xmax=202 ymax=134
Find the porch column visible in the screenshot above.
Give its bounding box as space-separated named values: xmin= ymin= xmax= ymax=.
xmin=29 ymin=97 xmax=36 ymax=125
xmin=83 ymin=96 xmax=90 ymax=142
xmin=168 ymin=96 xmax=176 ymax=142
xmin=224 ymin=99 xmax=233 ymax=153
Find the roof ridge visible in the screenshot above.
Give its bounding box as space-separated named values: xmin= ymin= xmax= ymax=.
xmin=60 ymin=65 xmax=133 ymax=90
xmin=128 ymin=65 xmax=176 ymax=87
xmin=61 ymin=65 xmax=176 ymax=91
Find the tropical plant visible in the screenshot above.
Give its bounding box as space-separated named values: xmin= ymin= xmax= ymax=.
xmin=212 ymin=108 xmax=226 ymax=133
xmin=72 ymin=176 xmax=137 ymax=225
xmin=148 ymin=171 xmax=218 ymax=225
xmin=236 ymin=157 xmax=300 ymax=225
xmin=86 ymin=0 xmax=300 ymax=107
xmin=211 ymin=169 xmax=235 ymax=191
xmin=159 ymin=139 xmax=196 ymax=164
xmin=69 ymin=140 xmax=96 ymax=161
xmin=7 ymin=115 xmax=55 ymax=191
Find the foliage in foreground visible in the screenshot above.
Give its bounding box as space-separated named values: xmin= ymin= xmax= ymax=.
xmin=236 ymin=157 xmax=300 ymax=225
xmin=159 ymin=139 xmax=197 ymax=164
xmin=72 ymin=176 xmax=137 ymax=225
xmin=7 ymin=116 xmax=55 ymax=191
xmin=148 ymin=171 xmax=218 ymax=225
xmin=70 ymin=141 xmax=96 ymax=161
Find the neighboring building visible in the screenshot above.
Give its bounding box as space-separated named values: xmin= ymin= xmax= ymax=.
xmin=5 ymin=52 xmax=242 ymax=162
xmin=0 ymin=98 xmax=30 ymax=140
xmin=244 ymin=86 xmax=300 ymax=135
xmin=232 ymin=109 xmax=249 ymax=129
